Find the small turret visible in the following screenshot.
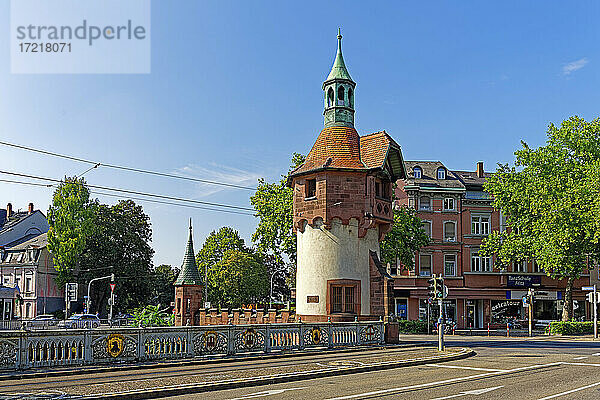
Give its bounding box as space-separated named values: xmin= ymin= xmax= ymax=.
xmin=323 ymin=29 xmax=356 ymax=128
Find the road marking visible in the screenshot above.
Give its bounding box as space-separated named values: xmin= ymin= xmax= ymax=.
xmin=425 ymin=363 xmax=508 ymax=372
xmin=563 ymin=362 xmax=600 ymax=367
xmin=573 ymin=356 xmax=588 ymax=360
xmin=593 ymin=352 xmax=600 ymax=356
xmin=227 ymin=387 xmax=307 ymax=399
xmin=325 ymin=363 xmax=562 ymax=400
xmin=431 ymin=386 xmax=504 ymax=400
xmin=537 ymin=381 xmax=600 ymax=400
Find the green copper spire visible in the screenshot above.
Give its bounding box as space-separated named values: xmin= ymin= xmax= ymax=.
xmin=325 ymin=28 xmax=353 ymax=82
xmin=174 ymin=219 xmax=203 ymax=286
xmin=323 ymin=28 xmax=356 ymax=128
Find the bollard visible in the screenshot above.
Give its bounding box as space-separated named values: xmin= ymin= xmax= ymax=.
xmin=487 ymin=322 xmax=490 ymax=337
xmin=507 ymin=322 xmax=510 ymax=337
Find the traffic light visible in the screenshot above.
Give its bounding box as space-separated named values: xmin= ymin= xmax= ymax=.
xmin=436 ymin=277 xmax=444 ymax=299
xmin=428 ymin=274 xmax=438 ymax=300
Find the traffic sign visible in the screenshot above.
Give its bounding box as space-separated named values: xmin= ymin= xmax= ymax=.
xmin=66 ymin=283 xmax=78 ymax=302
xmin=110 ymin=283 xmax=116 ymax=293
xmin=442 ymin=285 xmax=449 ymax=299
xmin=582 ymin=286 xmax=595 ymax=291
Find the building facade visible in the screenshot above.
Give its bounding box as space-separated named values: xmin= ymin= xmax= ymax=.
xmin=0 ymin=203 xmax=49 ymax=248
xmin=394 ymin=161 xmax=590 ymax=328
xmin=288 ymin=31 xmax=406 ymax=322
xmin=0 ymin=232 xmax=64 ymax=320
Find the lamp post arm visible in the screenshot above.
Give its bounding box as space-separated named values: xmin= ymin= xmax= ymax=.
xmin=86 ymin=273 xmax=114 ymax=313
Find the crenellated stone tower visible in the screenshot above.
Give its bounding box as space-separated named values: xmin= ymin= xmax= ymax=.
xmin=288 ymin=30 xmax=406 ymax=322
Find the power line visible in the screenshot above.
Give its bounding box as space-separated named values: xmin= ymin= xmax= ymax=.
xmin=0 ymin=178 xmax=255 ymax=216
xmin=0 ymin=140 xmax=258 ymax=191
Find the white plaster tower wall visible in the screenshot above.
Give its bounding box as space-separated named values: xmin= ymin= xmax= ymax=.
xmin=296 ymin=217 xmax=380 ymax=316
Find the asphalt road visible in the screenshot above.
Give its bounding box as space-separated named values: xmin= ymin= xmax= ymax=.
xmin=2 ymin=336 xmax=600 ymax=399
xmin=167 ymin=336 xmax=600 ymax=400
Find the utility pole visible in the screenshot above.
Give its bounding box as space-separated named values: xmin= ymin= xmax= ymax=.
xmin=594 ymin=285 xmax=598 ymax=340
xmin=269 ymin=271 xmax=278 ymax=309
xmin=528 ymin=288 xmax=534 ymax=337
xmin=108 ymin=275 xmax=115 ymax=322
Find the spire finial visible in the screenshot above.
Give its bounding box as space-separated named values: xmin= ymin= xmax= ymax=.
xmin=337 ymin=28 xmax=342 ymax=52
xmin=189 ymin=217 xmax=192 ymax=232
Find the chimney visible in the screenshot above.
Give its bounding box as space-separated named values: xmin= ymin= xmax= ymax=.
xmin=476 ymin=162 xmax=484 ymax=178
xmin=28 ymin=203 xmax=34 ymax=214
xmin=6 ymin=203 xmax=12 ymax=217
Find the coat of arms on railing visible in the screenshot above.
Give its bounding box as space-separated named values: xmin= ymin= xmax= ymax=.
xmin=194 ymin=330 xmax=227 ymax=354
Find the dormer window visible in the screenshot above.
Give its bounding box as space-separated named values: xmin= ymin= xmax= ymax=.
xmin=413 ymin=167 xmax=422 ymax=179
xmin=437 ymin=168 xmax=446 ymax=180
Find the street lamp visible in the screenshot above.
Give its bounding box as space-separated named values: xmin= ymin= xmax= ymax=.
xmin=86 ymin=273 xmax=114 ymax=314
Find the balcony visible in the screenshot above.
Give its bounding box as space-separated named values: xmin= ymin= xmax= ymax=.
xmin=373 ymin=198 xmax=393 ymax=221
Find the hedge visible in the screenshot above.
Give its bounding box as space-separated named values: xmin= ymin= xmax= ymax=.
xmin=546 ymin=321 xmax=598 ymax=335
xmin=397 ymin=320 xmax=433 ymax=334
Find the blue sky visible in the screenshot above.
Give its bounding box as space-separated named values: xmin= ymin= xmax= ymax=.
xmin=1 ymin=1 xmax=599 ymax=266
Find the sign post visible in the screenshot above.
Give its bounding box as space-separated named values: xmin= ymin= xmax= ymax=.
xmin=65 ymin=283 xmax=78 ymax=319
xmin=527 ymin=288 xmax=534 ymax=337
xmin=109 ymin=281 xmax=116 ymax=322
xmin=584 ymin=285 xmax=598 ymax=339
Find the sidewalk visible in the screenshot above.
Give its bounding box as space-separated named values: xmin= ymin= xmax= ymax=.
xmin=399 ymin=333 xmax=599 ymax=342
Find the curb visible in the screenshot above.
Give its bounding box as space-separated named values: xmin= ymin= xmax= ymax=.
xmin=0 ymin=343 xmax=426 ymax=382
xmin=80 ymin=347 xmax=475 ymax=400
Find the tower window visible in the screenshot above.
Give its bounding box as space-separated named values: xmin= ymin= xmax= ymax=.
xmin=327 ymin=88 xmax=334 ymax=107
xmin=348 ymin=88 xmax=354 ymax=107
xmin=337 ymin=86 xmax=345 ymax=106
xmin=327 ymin=279 xmax=359 ymax=314
xmin=305 ymin=179 xmax=316 ymax=198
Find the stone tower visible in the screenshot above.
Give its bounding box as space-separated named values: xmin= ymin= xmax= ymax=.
xmin=174 ymin=220 xmax=203 ymax=326
xmin=288 ymin=30 xmax=406 ymax=322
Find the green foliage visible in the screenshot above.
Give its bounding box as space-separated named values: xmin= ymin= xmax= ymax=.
xmin=196 ymin=227 xmax=269 ymax=308
xmin=47 ymin=176 xmax=94 ymax=286
xmin=546 ymin=321 xmax=597 ymax=335
xmin=250 ymin=153 xmax=305 ymax=267
xmin=132 ymin=305 xmax=174 ymax=327
xmin=210 ymin=250 xmax=269 ymax=308
xmin=480 ymin=116 xmax=600 ymax=321
xmin=151 ymin=264 xmax=179 ymax=307
xmin=397 ymin=319 xmax=433 ymax=334
xmin=80 ymin=200 xmax=155 ymax=314
xmin=380 ymin=206 xmax=431 ymax=269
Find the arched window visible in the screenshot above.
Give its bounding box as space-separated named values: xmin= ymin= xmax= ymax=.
xmin=327 ymin=88 xmax=334 ymax=107
xmin=337 ymin=86 xmax=345 ymax=106
xmin=413 ymin=167 xmax=422 ymax=179
xmin=437 ymin=168 xmax=446 ymax=180
xmin=348 ymin=88 xmax=354 ymax=107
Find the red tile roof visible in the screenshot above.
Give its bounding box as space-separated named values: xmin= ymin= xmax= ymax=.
xmin=360 ymin=131 xmax=392 ymax=169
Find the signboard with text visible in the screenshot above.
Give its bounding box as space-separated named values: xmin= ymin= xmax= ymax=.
xmin=507 ymin=275 xmax=542 ymax=288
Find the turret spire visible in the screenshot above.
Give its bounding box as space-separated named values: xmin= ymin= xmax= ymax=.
xmin=174 ymin=219 xmax=203 ymax=285
xmin=323 ymin=29 xmax=356 ymax=127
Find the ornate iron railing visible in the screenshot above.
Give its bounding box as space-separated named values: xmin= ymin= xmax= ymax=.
xmin=0 ymin=321 xmax=384 ymax=370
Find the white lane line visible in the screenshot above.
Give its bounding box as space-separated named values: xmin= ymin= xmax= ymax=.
xmin=593 ymin=352 xmax=600 ymax=356
xmin=563 ymin=362 xmax=600 ymax=367
xmin=325 ymin=363 xmax=562 ymax=400
xmin=431 ymin=386 xmax=504 ymax=400
xmin=573 ymin=356 xmax=588 ymax=360
xmin=425 ymin=363 xmax=508 ymax=372
xmin=227 ymin=387 xmax=307 ymax=399
xmin=537 ymin=381 xmax=600 ymax=400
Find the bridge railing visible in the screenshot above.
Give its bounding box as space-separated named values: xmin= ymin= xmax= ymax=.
xmin=0 ymin=321 xmax=384 ymax=370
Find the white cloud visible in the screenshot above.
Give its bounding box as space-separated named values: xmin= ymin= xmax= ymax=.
xmin=562 ymin=58 xmax=588 ymax=75
xmin=177 ymin=163 xmax=262 ymax=197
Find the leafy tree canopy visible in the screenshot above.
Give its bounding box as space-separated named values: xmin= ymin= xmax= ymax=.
xmin=480 ymin=116 xmax=600 ymax=320
xmin=151 ymin=264 xmax=180 ymax=308
xmin=380 ymin=206 xmax=431 ymax=270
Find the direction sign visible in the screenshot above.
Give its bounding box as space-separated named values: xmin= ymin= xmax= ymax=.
xmin=66 ymin=283 xmax=78 ymax=302
xmin=582 ymin=286 xmax=595 ymax=291
xmin=110 ymin=283 xmax=116 ymax=293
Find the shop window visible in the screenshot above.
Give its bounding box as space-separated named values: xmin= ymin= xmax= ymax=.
xmin=443 ymin=221 xmax=456 ymax=242
xmin=305 ymin=179 xmax=316 ymax=198
xmin=395 ymin=298 xmax=408 ymax=320
xmin=422 ymin=221 xmax=432 ymax=238
xmin=419 ymin=254 xmax=432 ymax=276
xmin=444 ymin=254 xmax=456 ymax=276
xmin=419 ymin=196 xmax=431 ymax=211
xmin=327 ymin=280 xmax=360 ymax=314
xmin=532 ymin=259 xmax=541 ymax=273
xmin=443 ymin=198 xmax=455 ymax=211
xmin=471 ymin=215 xmax=490 ymax=235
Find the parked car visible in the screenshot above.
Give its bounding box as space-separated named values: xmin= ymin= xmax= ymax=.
xmin=27 ymin=314 xmax=59 ymax=329
xmin=58 ymin=314 xmax=101 ymax=329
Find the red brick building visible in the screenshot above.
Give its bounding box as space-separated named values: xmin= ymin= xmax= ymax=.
xmin=394 ymin=161 xmax=591 ymax=329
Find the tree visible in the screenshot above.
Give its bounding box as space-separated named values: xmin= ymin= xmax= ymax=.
xmin=80 ymin=200 xmax=155 ymax=315
xmin=210 ymin=250 xmax=269 ymax=308
xmin=150 ymin=264 xmax=180 ymax=308
xmin=132 ymin=304 xmax=174 ymax=327
xmin=250 ymin=153 xmax=305 ymax=292
xmin=47 ymin=177 xmax=94 ymax=287
xmin=380 ymin=206 xmax=431 ymax=271
xmin=480 ymin=116 xmax=600 ymax=321
xmin=250 ymin=153 xmax=305 ymax=265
